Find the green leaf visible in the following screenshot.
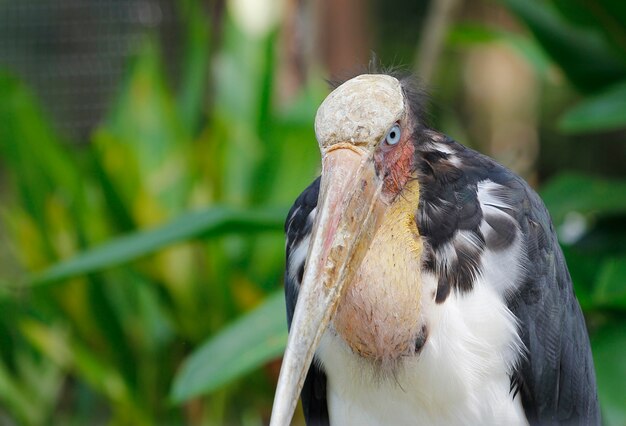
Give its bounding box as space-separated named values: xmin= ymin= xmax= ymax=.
xmin=592 ymin=257 xmax=626 ymax=309
xmin=591 ymin=323 xmax=626 ymax=426
xmin=0 ymin=361 xmax=41 ymax=425
xmin=20 ymin=320 xmax=147 ymax=423
xmin=0 ymin=73 xmax=82 ymax=196
xmin=447 ymin=24 xmax=552 ymax=76
xmin=103 ymin=40 xmax=185 ymax=174
xmin=559 ymin=80 xmax=626 ymax=133
xmin=86 ymin=276 xmax=137 ymax=386
xmin=96 ymin=39 xmax=191 ymax=217
xmin=540 ymin=173 xmax=626 ymax=225
xmin=0 ymin=72 xmax=86 ymax=256
xmin=551 ymin=0 xmax=626 ymax=60
xmin=170 ymin=291 xmax=287 ymax=403
xmin=560 ymin=246 xmax=595 ymax=310
xmin=29 ymin=206 xmax=287 ymax=286
xmin=212 ymin=18 xmax=276 ymax=206
xmin=500 ymin=0 xmax=626 ymax=93
xmin=176 ymin=0 xmax=211 ymax=134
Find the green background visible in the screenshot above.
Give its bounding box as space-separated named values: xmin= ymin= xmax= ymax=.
xmin=0 ymin=0 xmax=625 ymax=424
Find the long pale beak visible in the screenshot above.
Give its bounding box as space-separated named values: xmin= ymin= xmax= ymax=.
xmin=270 ymin=146 xmax=386 ymax=426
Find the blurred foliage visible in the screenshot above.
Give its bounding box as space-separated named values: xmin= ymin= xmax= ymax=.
xmin=0 ymin=1 xmax=322 ymax=423
xmin=0 ymin=0 xmax=625 ymax=424
xmin=498 ymin=2 xmax=626 ymax=423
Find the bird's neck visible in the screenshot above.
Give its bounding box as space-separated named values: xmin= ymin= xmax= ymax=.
xmin=332 ymin=178 xmax=424 ymax=363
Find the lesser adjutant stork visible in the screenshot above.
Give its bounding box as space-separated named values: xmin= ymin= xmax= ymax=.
xmin=270 ymin=72 xmax=600 ymax=425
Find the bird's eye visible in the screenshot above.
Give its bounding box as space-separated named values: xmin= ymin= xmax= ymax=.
xmin=385 ymin=124 xmax=401 ymax=145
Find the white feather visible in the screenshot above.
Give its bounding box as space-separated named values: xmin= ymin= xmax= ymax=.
xmin=432 ymin=143 xmax=462 ymax=167
xmin=317 ymin=272 xmax=527 ymax=426
xmin=476 ymin=180 xmax=511 ymax=210
xmin=288 ymin=236 xmax=310 ymax=284
xmin=477 ymin=179 xmax=526 ymax=297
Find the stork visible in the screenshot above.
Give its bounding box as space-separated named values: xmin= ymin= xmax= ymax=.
xmin=271 ymin=72 xmax=600 ymax=425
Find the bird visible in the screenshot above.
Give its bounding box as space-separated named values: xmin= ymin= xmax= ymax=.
xmin=270 ymin=70 xmax=600 ymax=426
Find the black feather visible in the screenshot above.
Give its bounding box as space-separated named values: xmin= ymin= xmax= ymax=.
xmin=506 ymin=191 xmax=601 ymax=425
xmin=284 ymin=71 xmax=599 ymax=425
xmin=285 ymin=178 xmax=329 ymax=425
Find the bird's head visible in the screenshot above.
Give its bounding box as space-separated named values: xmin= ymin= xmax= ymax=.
xmin=272 ymin=73 xmax=426 ymax=425
xmin=315 ymin=73 xmax=418 ymax=204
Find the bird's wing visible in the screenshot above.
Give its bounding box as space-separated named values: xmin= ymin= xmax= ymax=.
xmin=506 ymin=184 xmax=600 ymax=425
xmin=416 ymin=137 xmax=600 ymax=424
xmin=284 ymin=177 xmax=329 ymax=426
xmin=284 ymin=138 xmax=600 ymax=425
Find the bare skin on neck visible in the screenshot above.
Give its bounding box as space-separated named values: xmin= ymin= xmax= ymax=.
xmin=332 ymin=179 xmax=423 ymax=362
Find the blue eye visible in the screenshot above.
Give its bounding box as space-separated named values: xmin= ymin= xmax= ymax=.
xmin=385 ymin=124 xmax=401 ymax=145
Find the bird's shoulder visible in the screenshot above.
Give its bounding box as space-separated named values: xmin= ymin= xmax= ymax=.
xmin=286 ymin=177 xmax=320 ymax=251
xmin=415 ymin=134 xmax=529 ymax=301
xmin=419 ymin=135 xmax=600 ymax=424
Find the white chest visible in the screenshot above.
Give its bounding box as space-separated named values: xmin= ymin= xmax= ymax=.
xmin=316 ymin=275 xmax=528 ymax=426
